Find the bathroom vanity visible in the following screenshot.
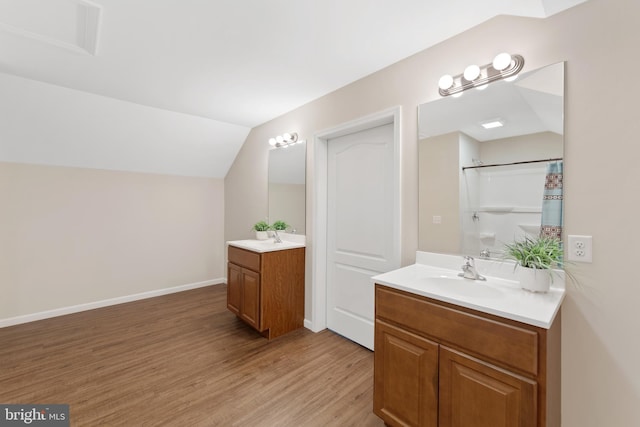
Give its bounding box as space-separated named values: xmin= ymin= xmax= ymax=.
xmin=226 ymin=238 xmax=305 ymax=339
xmin=372 ymin=252 xmax=564 ymax=427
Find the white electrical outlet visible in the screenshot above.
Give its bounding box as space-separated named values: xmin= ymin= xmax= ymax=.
xmin=567 ymin=235 xmax=592 ymax=262
xmin=433 ymin=215 xmax=442 ymax=224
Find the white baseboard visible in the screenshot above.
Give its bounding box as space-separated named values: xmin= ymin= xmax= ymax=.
xmin=0 ymin=278 xmax=225 ymax=328
xmin=304 ymin=318 xmax=326 ymax=333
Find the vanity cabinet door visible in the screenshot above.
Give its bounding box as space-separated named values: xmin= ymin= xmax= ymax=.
xmin=239 ymin=268 xmax=261 ymax=330
xmin=439 ymin=346 xmax=537 ymax=427
xmin=227 ymin=261 xmax=261 ymax=330
xmin=374 ymin=320 xmax=438 ymax=427
xmin=227 ymin=262 xmax=242 ymax=315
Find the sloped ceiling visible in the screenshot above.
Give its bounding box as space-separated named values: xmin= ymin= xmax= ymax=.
xmin=418 ymin=62 xmax=564 ymax=142
xmin=0 ymin=0 xmax=588 ymax=177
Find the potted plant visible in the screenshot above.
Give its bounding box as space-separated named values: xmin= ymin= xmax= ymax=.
xmin=503 ymin=236 xmax=564 ymax=293
xmin=271 ymin=220 xmax=289 ymax=232
xmin=252 ymin=220 xmax=270 ymax=240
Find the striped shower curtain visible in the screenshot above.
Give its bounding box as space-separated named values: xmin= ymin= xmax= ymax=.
xmin=540 ymin=161 xmax=563 ymax=239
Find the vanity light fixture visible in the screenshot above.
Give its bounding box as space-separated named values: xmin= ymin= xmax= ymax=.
xmin=269 ymin=132 xmax=303 ymax=149
xmin=438 ymin=53 xmax=524 ymax=97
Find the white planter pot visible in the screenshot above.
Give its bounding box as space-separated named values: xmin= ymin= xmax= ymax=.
xmin=518 ymin=266 xmax=551 ymax=293
xmin=255 ymin=231 xmax=269 ymax=240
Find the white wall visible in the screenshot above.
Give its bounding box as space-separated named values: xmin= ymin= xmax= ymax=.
xmin=224 ymin=0 xmax=640 ymax=424
xmin=0 ymin=72 xmax=250 ymax=178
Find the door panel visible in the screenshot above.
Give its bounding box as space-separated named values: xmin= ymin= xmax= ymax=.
xmin=374 ymin=320 xmax=439 ymax=427
xmin=240 ymin=269 xmax=261 ymax=330
xmin=227 ymin=263 xmax=241 ymax=315
xmin=333 ymin=264 xmax=376 ymax=319
xmin=327 ymin=123 xmax=395 ymax=349
xmin=439 ymin=346 xmax=537 ymax=427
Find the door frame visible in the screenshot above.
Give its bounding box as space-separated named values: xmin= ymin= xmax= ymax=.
xmin=309 ymin=106 xmax=402 ymax=333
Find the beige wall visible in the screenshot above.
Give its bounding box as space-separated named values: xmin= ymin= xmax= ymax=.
xmin=419 ymin=132 xmax=460 ymax=254
xmin=268 ymin=183 xmax=305 ymax=234
xmin=224 ymin=0 xmax=640 ymax=424
xmin=1 ymin=162 xmax=226 ymax=321
xmin=458 ymin=132 xmax=481 ymax=255
xmin=481 ymin=131 xmax=563 ymax=163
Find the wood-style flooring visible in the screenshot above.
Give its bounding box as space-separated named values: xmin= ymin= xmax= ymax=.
xmin=0 ymin=285 xmax=384 ymax=426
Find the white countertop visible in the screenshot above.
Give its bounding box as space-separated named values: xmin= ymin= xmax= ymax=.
xmin=227 ymin=233 xmax=305 ymax=253
xmin=371 ymin=252 xmax=565 ymax=329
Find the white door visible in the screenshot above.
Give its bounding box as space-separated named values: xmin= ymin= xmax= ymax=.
xmin=326 ymin=123 xmax=396 ymax=350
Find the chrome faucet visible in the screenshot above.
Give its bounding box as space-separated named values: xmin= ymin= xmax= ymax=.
xmin=458 ymin=256 xmax=486 ymax=281
xmin=272 ymin=229 xmax=282 ymax=243
xmin=479 ymin=249 xmax=491 ymax=259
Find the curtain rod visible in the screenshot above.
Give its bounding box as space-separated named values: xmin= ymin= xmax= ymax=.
xmin=462 ymin=157 xmax=563 ymax=171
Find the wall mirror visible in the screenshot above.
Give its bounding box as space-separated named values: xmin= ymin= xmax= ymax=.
xmin=268 ymin=141 xmax=306 ymax=234
xmin=418 ymin=62 xmax=564 ymax=258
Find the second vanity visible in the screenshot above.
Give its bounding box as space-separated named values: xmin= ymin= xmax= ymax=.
xmin=371 ymin=251 xmax=565 ymax=427
xmin=226 ymin=235 xmax=305 ymax=340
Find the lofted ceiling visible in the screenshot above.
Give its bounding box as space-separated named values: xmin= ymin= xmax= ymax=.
xmin=0 ymin=0 xmax=587 ymax=177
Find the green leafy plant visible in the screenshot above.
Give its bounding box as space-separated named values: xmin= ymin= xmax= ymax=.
xmin=271 ymin=220 xmax=289 ymax=231
xmin=252 ymin=220 xmax=270 ymax=232
xmin=503 ymin=236 xmax=564 ymax=271
xmin=503 ymin=236 xmax=578 ymax=288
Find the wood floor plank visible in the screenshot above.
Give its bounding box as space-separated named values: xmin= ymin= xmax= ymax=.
xmin=0 ymin=285 xmax=384 ymax=426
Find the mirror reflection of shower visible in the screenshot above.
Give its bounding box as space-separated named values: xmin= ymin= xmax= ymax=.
xmin=460 ymin=150 xmax=561 ymax=257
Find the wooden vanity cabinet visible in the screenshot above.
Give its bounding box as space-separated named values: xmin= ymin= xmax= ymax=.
xmin=374 ymin=284 xmax=560 ymax=427
xmin=227 ymin=245 xmax=305 ymax=339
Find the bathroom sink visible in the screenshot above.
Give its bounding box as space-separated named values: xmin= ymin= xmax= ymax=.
xmin=371 ymin=251 xmax=566 ymax=329
xmin=419 ymin=273 xmax=506 ymax=299
xmin=227 ymin=239 xmax=305 ymax=253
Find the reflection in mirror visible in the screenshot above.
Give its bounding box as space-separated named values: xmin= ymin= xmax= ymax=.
xmin=268 ymin=141 xmax=306 ymax=234
xmin=418 ymin=62 xmax=564 ymax=258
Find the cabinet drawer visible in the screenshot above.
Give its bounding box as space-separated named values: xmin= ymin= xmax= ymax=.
xmin=228 ymin=245 xmax=261 ymax=271
xmin=375 ymin=285 xmax=539 ymax=376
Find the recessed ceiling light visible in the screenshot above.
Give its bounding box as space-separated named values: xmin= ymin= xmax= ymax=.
xmin=481 ymin=120 xmax=504 ymax=129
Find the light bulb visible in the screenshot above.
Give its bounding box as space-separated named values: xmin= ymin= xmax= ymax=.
xmin=269 ymin=138 xmax=277 ymax=146
xmin=438 ymin=74 xmax=454 ymax=90
xmin=282 ymin=133 xmax=292 ymax=142
xmin=492 ymin=52 xmax=512 ymax=71
xmin=276 ymin=135 xmax=284 ymax=143
xmin=463 ymin=65 xmax=480 ymax=81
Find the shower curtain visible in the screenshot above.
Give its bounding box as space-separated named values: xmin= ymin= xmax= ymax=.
xmin=540 ymin=161 xmax=563 ymax=239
